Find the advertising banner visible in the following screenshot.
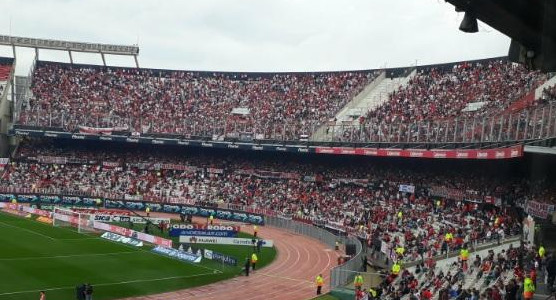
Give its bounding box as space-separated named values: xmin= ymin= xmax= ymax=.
xmin=74 ymin=208 xmax=131 ymax=216
xmin=170 ymin=229 xmax=238 ymax=237
xmin=37 ymin=216 xmax=53 ymax=224
xmin=151 ymin=246 xmax=202 ymax=263
xmin=93 ymin=215 xmax=170 ymax=225
xmin=178 ymin=236 xmax=273 ymax=247
xmin=93 ymin=221 xmax=172 ymax=247
xmin=105 ymin=200 xmax=264 ymax=225
xmin=0 ymin=194 xmax=264 ymax=225
xmin=101 ymin=232 xmax=144 ymax=247
xmin=203 ymin=249 xmax=238 ymax=266
xmin=315 ymin=145 xmax=523 ymax=159
xmin=170 ymin=224 xmax=241 ymax=232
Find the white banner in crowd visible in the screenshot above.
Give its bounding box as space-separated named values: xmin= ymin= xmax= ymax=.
xmin=398 ymin=184 xmax=415 ymax=193
xmin=179 ymin=236 xmax=274 ymax=247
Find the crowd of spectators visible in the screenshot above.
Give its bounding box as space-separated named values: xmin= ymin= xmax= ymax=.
xmin=375 ymin=241 xmax=544 ymax=300
xmin=543 ymin=85 xmax=556 ymax=102
xmin=19 ymin=59 xmax=556 ymax=145
xmin=366 ymin=60 xmax=547 ymax=124
xmin=24 ymin=62 xmax=378 ymax=136
xmin=3 ymin=140 xmax=549 ymax=269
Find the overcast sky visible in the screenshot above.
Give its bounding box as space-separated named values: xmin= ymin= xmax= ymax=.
xmin=1 ymin=0 xmax=510 ymax=75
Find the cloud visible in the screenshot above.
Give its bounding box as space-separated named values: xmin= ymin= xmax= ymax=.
xmin=1 ymin=0 xmax=510 ymax=74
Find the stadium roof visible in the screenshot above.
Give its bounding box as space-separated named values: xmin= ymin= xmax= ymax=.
xmin=445 ymin=0 xmax=555 ymax=71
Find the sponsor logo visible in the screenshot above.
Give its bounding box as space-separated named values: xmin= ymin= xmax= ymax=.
xmin=45 ymin=132 xmax=58 ymax=137
xmin=152 ymin=140 xmax=164 ymax=144
xmin=101 ymin=232 xmax=143 ymax=247
xmin=94 ymin=215 xmax=112 ymax=222
xmin=433 ymin=152 xmax=447 ymax=158
xmin=363 ymin=149 xmax=378 ymax=156
xmin=276 ymin=147 xmax=287 ymax=151
xmin=340 ymin=149 xmax=356 ymax=155
xmin=15 ymin=130 xmax=30 ymax=136
xmin=456 ymin=152 xmax=469 ymax=158
xmin=202 ymin=249 xmax=237 ymax=266
xmin=151 ymin=246 xmax=202 ymax=263
xmin=170 ymin=224 xmax=240 ymax=231
xmin=252 ymin=146 xmax=263 ymax=150
xmin=409 ymin=151 xmax=424 ymax=157
xmin=178 ymin=236 xmax=274 ymax=247
xmin=99 ymin=136 xmax=113 ymax=141
xmin=477 ymin=152 xmax=488 ymax=158
xmin=171 ymin=229 xmax=238 ymax=237
xmin=201 ymin=143 xmax=213 ymax=147
xmin=318 ymin=148 xmax=335 ymax=154
xmin=126 ymin=138 xmax=139 ymax=143
xmin=495 ymin=151 xmax=505 ymax=158
xmin=71 ymin=134 xmax=85 ymax=140
xmin=177 ymin=140 xmax=189 ymax=145
xmin=228 ymin=144 xmax=239 ymax=149
xmin=298 ymin=148 xmax=309 ymax=153
xmin=386 ymin=151 xmax=401 ymax=156
xmin=510 ymin=149 xmax=519 ymax=157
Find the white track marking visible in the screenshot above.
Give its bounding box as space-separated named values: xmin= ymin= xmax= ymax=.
xmin=0 ymin=272 xmax=216 ymax=296
xmin=0 ymin=250 xmax=139 ymax=261
xmin=0 ymin=220 xmax=56 ymax=240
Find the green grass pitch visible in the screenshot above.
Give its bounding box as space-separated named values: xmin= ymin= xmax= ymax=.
xmin=0 ymin=212 xmax=276 ymax=300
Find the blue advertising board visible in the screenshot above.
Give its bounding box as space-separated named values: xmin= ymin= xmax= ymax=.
xmin=169 ymin=229 xmax=238 ymax=237
xmin=0 ymin=193 xmax=265 ymax=225
xmin=151 ymin=246 xmax=202 ymax=263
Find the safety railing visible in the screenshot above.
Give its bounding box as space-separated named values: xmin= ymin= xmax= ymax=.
xmin=263 ymin=214 xmax=364 ymax=289
xmin=15 ymin=101 xmax=556 ymax=146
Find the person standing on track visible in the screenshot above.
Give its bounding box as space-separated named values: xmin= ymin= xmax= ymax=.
xmin=315 ymin=274 xmax=324 ymax=295
xmin=208 ymin=214 xmax=214 ymax=225
xmin=254 ymin=225 xmax=258 ymax=237
xmin=243 ymin=257 xmax=250 ymax=276
xmin=145 ymin=206 xmax=150 ymax=218
xmin=251 ymin=252 xmax=258 ymax=270
xmin=39 ymin=291 xmax=46 ymax=300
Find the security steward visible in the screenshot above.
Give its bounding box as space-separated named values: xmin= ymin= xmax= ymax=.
xmin=354 ymin=273 xmax=364 ymax=289
xmin=523 ymin=275 xmax=535 ymax=300
xmin=539 ymin=245 xmax=546 ymax=259
xmin=315 ymin=274 xmax=324 ymax=295
xmin=392 ymin=261 xmax=401 ymax=277
xmin=460 ymin=245 xmax=469 ymax=270
xmin=251 ymin=252 xmax=258 ymax=270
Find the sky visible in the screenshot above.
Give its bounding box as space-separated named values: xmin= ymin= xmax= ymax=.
xmin=0 ymin=0 xmax=511 ymax=75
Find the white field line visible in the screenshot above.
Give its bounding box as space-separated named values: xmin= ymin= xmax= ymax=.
xmin=0 ymin=220 xmax=56 ymax=240
xmin=0 ymin=250 xmax=139 ymax=261
xmin=0 ymin=272 xmax=217 ymax=296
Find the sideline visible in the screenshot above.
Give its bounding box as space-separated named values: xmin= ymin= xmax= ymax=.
xmin=0 ymin=272 xmax=217 ymax=296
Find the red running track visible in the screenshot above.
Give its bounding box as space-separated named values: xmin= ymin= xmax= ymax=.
xmin=121 ymin=219 xmax=340 ymax=300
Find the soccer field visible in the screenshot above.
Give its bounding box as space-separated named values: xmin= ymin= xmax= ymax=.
xmin=0 ymin=212 xmax=274 ymax=300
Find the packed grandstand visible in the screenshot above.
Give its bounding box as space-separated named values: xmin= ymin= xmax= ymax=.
xmin=14 ymin=57 xmax=556 ymax=144
xmin=1 ymin=53 xmax=556 ymax=300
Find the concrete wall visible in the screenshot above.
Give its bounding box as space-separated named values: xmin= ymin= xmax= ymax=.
xmin=0 ymin=73 xmax=14 ymax=157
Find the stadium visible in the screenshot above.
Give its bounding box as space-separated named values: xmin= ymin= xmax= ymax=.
xmin=0 ymin=1 xmax=556 ymax=300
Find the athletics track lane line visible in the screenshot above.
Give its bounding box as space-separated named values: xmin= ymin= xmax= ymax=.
xmin=120 ymin=215 xmax=340 ymax=300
